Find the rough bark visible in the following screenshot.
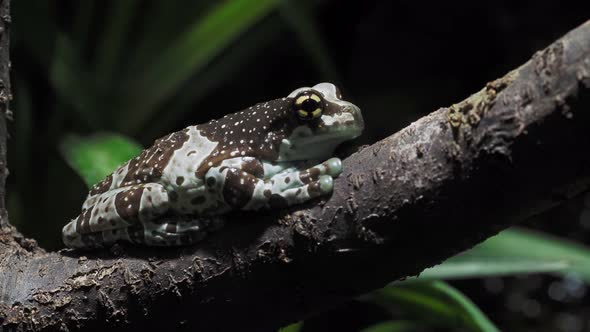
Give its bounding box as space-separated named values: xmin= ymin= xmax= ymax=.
xmin=0 ymin=0 xmax=9 ymax=229
xmin=0 ymin=13 xmax=589 ymax=332
xmin=0 ymin=0 xmax=37 ymax=252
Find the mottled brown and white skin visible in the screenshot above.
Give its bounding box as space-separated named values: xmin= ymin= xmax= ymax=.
xmin=62 ymin=83 xmax=364 ymax=248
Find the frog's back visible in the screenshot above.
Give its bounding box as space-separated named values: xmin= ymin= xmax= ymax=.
xmin=88 ymin=127 xmax=204 ymax=196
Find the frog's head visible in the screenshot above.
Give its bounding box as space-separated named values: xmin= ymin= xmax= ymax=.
xmin=198 ymin=83 xmax=363 ymax=165
xmin=277 ymin=82 xmax=364 ymax=161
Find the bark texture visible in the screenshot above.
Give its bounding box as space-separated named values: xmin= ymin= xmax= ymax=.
xmin=0 ymin=0 xmax=9 ymax=229
xmin=0 ymin=0 xmax=36 ymax=252
xmin=0 ymin=14 xmax=589 ymax=332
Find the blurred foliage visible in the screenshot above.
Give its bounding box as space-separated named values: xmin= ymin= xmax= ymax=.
xmin=60 ymin=133 xmax=142 ymax=187
xmin=365 ymin=281 xmax=499 ymax=332
xmin=7 ymin=0 xmax=590 ymax=332
xmin=280 ymin=322 xmax=304 ymax=332
xmin=359 ymin=321 xmax=420 ymax=332
xmin=402 ymin=227 xmax=590 ymax=283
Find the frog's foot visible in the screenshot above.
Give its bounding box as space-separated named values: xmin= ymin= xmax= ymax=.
xmin=211 ymin=158 xmax=340 ymax=211
xmin=62 ymin=183 xmax=170 ymax=249
xmin=259 ymin=158 xmax=341 ymax=208
xmin=298 ymin=157 xmax=342 ymax=182
xmin=136 ymin=222 xmax=207 ymax=246
xmin=129 ymin=217 xmax=224 ymax=246
xmin=264 ymin=174 xmax=334 ymax=208
xmin=265 ymin=157 xmax=341 ymax=193
xmin=322 ymin=157 xmax=343 ymax=177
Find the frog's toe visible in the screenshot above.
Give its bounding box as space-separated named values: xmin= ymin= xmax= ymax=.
xmin=269 ymin=175 xmax=334 ymax=207
xmin=323 ymin=158 xmax=343 ymax=177
xmin=139 ymin=217 xmax=224 ymax=246
xmin=318 ymin=174 xmax=334 ymax=193
xmin=148 ymin=229 xmax=208 ymax=246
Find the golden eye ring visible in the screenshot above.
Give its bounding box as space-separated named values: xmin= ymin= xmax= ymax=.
xmin=293 ymin=91 xmax=324 ymax=120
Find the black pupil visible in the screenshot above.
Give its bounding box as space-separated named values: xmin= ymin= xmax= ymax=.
xmin=301 ymin=98 xmax=319 ymax=113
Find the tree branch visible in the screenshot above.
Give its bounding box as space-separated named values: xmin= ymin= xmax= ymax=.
xmin=0 ymin=18 xmax=589 ymax=332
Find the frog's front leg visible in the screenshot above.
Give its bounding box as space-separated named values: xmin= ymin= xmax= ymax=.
xmin=207 ymin=157 xmax=342 ymax=210
xmin=62 ymin=183 xmax=170 ymax=248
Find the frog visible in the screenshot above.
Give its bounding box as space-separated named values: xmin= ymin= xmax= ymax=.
xmin=62 ymin=83 xmax=364 ymax=248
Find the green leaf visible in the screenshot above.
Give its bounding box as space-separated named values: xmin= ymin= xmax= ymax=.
xmin=466 ymin=227 xmax=590 ymax=282
xmin=367 ymin=281 xmax=499 ymax=332
xmin=364 ymin=225 xmax=590 ymax=332
xmin=123 ymin=0 xmax=279 ymax=132
xmin=360 ymin=321 xmax=421 ymax=332
xmin=396 ymin=227 xmax=590 ymax=283
xmin=59 ymin=133 xmax=143 ymax=187
xmin=406 ymin=254 xmax=569 ymax=282
xmin=278 ymin=321 xmax=303 ymax=332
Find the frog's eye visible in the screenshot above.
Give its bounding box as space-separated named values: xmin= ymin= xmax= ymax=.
xmin=293 ymin=91 xmax=324 ymax=120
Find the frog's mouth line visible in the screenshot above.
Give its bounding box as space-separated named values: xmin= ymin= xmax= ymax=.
xmin=288 ymin=106 xmax=364 ymax=150
xmin=322 ymin=104 xmax=364 ymax=131
xmin=278 ymin=128 xmax=363 ymax=162
xmin=292 ymin=128 xmax=363 ymax=145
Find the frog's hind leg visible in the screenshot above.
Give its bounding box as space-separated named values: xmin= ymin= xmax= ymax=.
xmin=62 ymin=183 xmax=170 ymax=248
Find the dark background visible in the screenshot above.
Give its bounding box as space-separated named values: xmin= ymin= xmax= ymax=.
xmin=7 ymin=1 xmax=590 ymax=331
